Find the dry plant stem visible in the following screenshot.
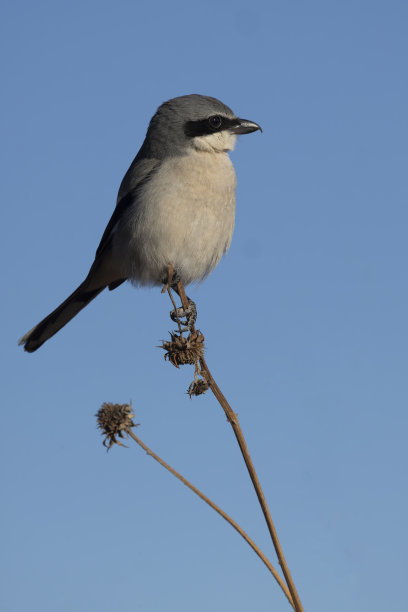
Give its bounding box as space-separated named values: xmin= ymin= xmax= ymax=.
xmin=175 ymin=280 xmax=304 ymax=612
xmin=167 ymin=287 xmax=183 ymax=334
xmin=127 ymin=429 xmax=295 ymax=609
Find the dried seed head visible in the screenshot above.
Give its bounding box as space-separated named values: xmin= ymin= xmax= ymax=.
xmin=187 ymin=378 xmax=209 ymax=398
xmin=96 ymin=402 xmax=137 ymax=450
xmin=161 ymin=330 xmax=205 ymax=368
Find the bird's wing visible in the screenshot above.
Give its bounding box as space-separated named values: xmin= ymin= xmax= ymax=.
xmin=95 ymin=157 xmax=160 ymax=258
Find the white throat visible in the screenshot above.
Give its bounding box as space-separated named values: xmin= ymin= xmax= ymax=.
xmin=192 ymin=130 xmax=237 ymax=153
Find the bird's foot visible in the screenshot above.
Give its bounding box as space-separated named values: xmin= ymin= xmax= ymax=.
xmin=170 ymin=298 xmax=197 ymax=332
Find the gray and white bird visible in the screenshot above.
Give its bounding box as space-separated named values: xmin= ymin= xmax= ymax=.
xmin=19 ymin=94 xmax=261 ymax=352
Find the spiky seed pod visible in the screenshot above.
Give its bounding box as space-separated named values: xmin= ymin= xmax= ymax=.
xmin=187 ymin=378 xmax=209 ymax=398
xmin=96 ymin=402 xmax=137 ymax=450
xmin=161 ymin=330 xmax=205 ymax=368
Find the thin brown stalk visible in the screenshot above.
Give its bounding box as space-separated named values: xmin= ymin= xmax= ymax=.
xmin=127 ymin=429 xmax=295 ymax=609
xmin=167 ymin=286 xmax=183 ymax=334
xmin=175 ymin=280 xmax=304 ymax=612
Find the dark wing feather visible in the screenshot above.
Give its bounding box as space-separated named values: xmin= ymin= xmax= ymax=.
xmin=95 ymin=157 xmax=160 ymax=258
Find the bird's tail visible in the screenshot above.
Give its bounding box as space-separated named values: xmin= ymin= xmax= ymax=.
xmin=19 ymin=280 xmax=106 ymax=353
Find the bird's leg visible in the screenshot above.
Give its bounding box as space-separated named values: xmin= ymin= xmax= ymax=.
xmin=162 ymin=266 xmax=197 ymax=333
xmin=170 ymin=280 xmax=197 ymax=332
xmin=161 ymin=263 xmax=175 ymax=293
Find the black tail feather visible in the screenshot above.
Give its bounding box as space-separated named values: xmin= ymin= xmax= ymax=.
xmin=19 ymin=282 xmax=106 ymax=352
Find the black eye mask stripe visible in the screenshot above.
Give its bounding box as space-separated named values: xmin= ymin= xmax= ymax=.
xmin=184 ymin=116 xmax=239 ymax=138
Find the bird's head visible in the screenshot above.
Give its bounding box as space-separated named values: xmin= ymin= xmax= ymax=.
xmin=142 ymin=94 xmax=262 ymax=158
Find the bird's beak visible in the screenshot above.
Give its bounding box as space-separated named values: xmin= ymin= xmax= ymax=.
xmin=230 ymin=118 xmax=262 ymax=135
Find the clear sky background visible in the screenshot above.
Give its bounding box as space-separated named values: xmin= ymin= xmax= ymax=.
xmin=1 ymin=1 xmax=407 ymax=611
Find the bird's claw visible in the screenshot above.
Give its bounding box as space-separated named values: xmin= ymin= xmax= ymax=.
xmin=170 ymin=299 xmax=197 ymax=332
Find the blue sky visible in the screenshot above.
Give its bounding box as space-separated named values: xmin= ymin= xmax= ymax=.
xmin=2 ymin=1 xmax=407 ymax=610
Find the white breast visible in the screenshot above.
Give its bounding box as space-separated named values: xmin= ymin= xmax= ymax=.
xmin=118 ymin=151 xmax=237 ymax=286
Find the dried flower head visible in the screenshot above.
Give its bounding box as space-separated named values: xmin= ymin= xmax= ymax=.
xmin=161 ymin=330 xmax=205 ymax=368
xmin=187 ymin=378 xmax=209 ymax=398
xmin=96 ymin=402 xmax=137 ymax=450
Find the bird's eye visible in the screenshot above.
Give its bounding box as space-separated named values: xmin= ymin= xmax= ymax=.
xmin=208 ymin=115 xmax=222 ymax=129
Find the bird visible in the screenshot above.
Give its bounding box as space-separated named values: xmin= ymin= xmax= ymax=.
xmin=19 ymin=94 xmax=261 ymax=352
